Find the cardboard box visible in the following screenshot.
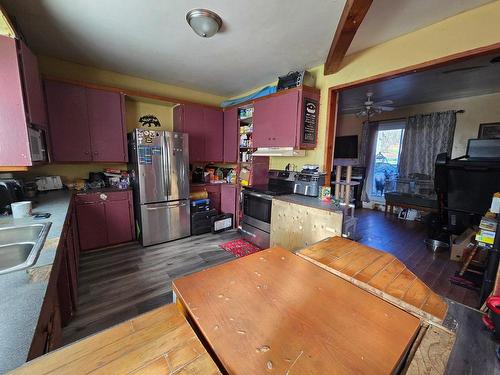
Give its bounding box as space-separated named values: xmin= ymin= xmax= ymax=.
xmin=450 ymin=228 xmax=476 ymax=262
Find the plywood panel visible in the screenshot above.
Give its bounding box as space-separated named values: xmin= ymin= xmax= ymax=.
xmin=297 ymin=237 xmax=448 ymax=323
xmin=173 ymin=246 xmax=420 ymax=375
xmin=270 ymin=199 xmax=343 ymax=251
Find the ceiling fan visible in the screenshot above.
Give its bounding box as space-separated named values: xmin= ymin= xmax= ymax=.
xmin=345 ymin=91 xmax=395 ymax=118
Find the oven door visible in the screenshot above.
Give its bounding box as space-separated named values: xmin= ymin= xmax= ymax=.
xmin=242 ymin=190 xmax=272 ymax=232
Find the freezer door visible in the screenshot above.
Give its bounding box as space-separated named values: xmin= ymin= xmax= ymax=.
xmin=164 ymin=132 xmax=189 ymax=201
xmin=135 ymin=129 xmax=168 ymax=204
xmin=140 ymin=200 xmax=191 ymax=246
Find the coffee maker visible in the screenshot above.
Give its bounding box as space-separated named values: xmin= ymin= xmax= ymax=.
xmin=0 ymin=179 xmax=25 ymax=214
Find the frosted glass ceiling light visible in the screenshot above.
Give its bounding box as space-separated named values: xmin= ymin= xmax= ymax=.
xmin=186 ymin=9 xmax=222 ymax=38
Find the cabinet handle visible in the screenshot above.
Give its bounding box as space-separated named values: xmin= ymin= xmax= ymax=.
xmin=93 ymin=152 xmax=99 ymax=155
xmin=84 ymin=151 xmax=89 ymax=155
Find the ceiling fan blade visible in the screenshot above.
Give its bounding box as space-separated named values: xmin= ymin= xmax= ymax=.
xmin=376 ymin=106 xmax=395 ymax=111
xmin=373 ymin=99 xmax=393 ymax=106
xmin=342 ymin=105 xmax=364 ymax=111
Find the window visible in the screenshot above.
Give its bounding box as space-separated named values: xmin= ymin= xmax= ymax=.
xmin=370 ymin=120 xmax=405 ymax=199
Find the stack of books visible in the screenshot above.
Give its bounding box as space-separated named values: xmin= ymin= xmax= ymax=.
xmin=475 ymin=217 xmax=497 ymax=247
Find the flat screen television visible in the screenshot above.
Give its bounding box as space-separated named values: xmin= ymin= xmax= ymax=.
xmin=334 ymin=135 xmax=358 ymax=159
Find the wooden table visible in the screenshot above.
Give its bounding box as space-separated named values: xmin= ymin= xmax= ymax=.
xmin=8 ymin=305 xmax=220 ymax=375
xmin=173 ymin=246 xmax=421 ymax=374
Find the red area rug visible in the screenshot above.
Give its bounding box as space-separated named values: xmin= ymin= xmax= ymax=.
xmin=219 ymin=239 xmax=261 ymax=258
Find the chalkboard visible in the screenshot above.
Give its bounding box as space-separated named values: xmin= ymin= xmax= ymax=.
xmin=302 ymin=98 xmax=318 ymax=145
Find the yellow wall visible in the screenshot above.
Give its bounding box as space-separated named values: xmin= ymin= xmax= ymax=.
xmin=125 ymin=100 xmax=174 ymax=133
xmin=38 ymin=56 xmax=226 ymax=106
xmin=338 ymin=92 xmax=500 ymax=159
xmin=231 ymin=0 xmax=500 ymax=171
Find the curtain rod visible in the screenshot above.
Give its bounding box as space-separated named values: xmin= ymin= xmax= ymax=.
xmin=455 ymin=110 xmax=465 ymax=114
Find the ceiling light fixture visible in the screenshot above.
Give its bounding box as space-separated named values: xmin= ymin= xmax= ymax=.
xmin=186 ymin=9 xmax=222 ymax=38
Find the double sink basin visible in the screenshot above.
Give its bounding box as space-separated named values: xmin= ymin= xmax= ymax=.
xmin=0 ymin=222 xmax=51 ymax=275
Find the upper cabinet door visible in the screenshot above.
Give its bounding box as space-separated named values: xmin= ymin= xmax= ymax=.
xmin=86 ymin=88 xmax=126 ymax=162
xmin=45 ymin=80 xmax=92 ymax=162
xmin=223 ymin=107 xmax=238 ymax=163
xmin=0 ymin=36 xmax=31 ymax=166
xmin=184 ymin=104 xmax=205 ymax=163
xmin=19 ymin=42 xmax=48 ymax=129
xmin=173 ymin=105 xmax=184 ymax=132
xmin=204 ymin=108 xmax=223 ymax=162
xmin=253 ymin=90 xmax=299 ymax=148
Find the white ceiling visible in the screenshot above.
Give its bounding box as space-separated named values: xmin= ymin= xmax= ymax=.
xmin=1 ymin=0 xmax=346 ymax=96
xmin=347 ymin=0 xmax=494 ymax=55
xmin=2 ymin=0 xmax=494 ymax=96
xmin=340 ymin=52 xmax=500 ymax=112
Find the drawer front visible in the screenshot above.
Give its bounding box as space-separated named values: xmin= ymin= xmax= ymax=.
xmin=75 ymin=191 xmax=129 ymax=204
xmin=105 ymin=191 xmax=129 ymax=201
xmin=74 ymin=193 xmax=100 ymax=204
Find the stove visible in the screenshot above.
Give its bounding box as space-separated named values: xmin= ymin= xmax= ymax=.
xmin=240 ymin=170 xmax=296 ymax=248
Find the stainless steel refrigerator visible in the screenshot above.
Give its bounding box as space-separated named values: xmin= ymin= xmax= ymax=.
xmin=128 ymin=129 xmax=190 ymax=246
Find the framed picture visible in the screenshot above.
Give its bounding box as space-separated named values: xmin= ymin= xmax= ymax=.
xmin=478 ymin=123 xmax=500 ymax=139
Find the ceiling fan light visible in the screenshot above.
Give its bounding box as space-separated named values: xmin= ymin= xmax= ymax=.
xmin=186 ymin=9 xmax=222 ymax=38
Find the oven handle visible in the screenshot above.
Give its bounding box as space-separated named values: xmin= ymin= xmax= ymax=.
xmin=238 ymin=226 xmax=257 ymax=238
xmin=243 ymin=191 xmax=273 ymax=200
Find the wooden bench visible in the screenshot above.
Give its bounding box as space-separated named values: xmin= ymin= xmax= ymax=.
xmin=9 ymin=305 xmax=220 ymax=375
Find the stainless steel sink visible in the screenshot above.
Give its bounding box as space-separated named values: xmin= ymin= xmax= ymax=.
xmin=0 ymin=223 xmax=52 ymax=275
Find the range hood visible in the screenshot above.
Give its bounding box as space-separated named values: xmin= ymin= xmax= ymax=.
xmin=252 ymin=147 xmax=306 ymax=157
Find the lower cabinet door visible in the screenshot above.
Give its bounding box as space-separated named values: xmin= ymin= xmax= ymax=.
xmin=205 ymin=185 xmax=221 ymax=213
xmin=76 ymin=202 xmax=108 ymax=251
xmin=220 ymin=185 xmax=237 ymax=224
xmin=105 ymin=199 xmax=134 ymax=245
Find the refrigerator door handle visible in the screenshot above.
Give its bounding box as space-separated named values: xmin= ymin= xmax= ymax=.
xmin=162 ymin=134 xmax=171 ymax=198
xmin=145 ymin=205 xmax=167 ymax=211
xmin=145 ymin=202 xmax=188 ymax=210
xmin=167 ymin=201 xmax=188 ymax=207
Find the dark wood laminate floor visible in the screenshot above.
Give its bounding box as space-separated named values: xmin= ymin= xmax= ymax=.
xmin=64 ymin=209 xmax=479 ymax=346
xmin=62 ymin=230 xmax=239 ymax=345
xmin=355 ymin=208 xmax=480 ymax=309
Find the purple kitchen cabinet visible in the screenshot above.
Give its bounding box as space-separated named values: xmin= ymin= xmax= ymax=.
xmin=173 ymin=104 xmax=224 ymax=163
xmin=173 ymin=105 xmax=184 ymax=132
xmin=220 ymin=184 xmax=237 ymax=226
xmin=45 ymin=80 xmax=92 ymax=162
xmin=223 ymin=107 xmax=238 ymax=163
xmin=0 ymin=35 xmax=31 ymax=166
xmin=76 ymin=201 xmax=108 ymax=251
xmin=19 ymin=41 xmax=48 ymax=129
xmin=75 ymin=191 xmax=134 ymax=251
xmin=105 ymin=197 xmax=134 ymax=246
xmin=205 ymin=184 xmax=221 ymax=213
xmin=184 ymin=104 xmax=205 ymax=162
xmin=204 ymin=108 xmax=223 ymax=162
xmin=253 ymin=90 xmax=300 ymax=148
xmin=86 ymin=88 xmax=127 ymax=162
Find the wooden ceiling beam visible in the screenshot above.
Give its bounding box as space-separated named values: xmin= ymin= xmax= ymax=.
xmin=324 ymin=0 xmax=373 ymax=75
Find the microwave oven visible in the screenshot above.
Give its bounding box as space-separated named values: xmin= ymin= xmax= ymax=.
xmin=28 ymin=127 xmax=48 ymax=162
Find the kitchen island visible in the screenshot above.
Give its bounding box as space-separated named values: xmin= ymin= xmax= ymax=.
xmin=270 ymin=194 xmax=343 ymax=251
